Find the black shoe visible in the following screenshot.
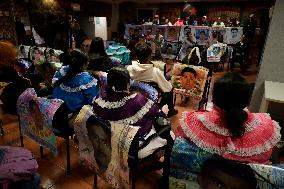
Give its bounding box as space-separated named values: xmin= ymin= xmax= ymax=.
xmin=168 ymin=109 xmax=178 ymax=117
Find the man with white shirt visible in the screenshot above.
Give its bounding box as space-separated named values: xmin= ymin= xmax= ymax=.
xmin=212 ymin=17 xmax=225 ymax=27
xmin=127 ymin=42 xmax=178 ymax=116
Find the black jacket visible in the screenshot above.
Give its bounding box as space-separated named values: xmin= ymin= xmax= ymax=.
xmin=88 ymin=54 xmax=116 ymax=72
xmin=0 ymin=67 xmax=31 ymax=114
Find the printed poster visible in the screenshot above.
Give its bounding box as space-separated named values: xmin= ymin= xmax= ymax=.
xmin=161 ymin=41 xmax=180 ymax=59
xmin=179 ymin=26 xmax=196 ymax=42
xmin=165 ymin=26 xmax=180 ymax=42
xmin=224 ymin=27 xmax=243 ymax=44
xmin=207 ymin=43 xmax=227 ymax=62
xmin=172 ymin=64 xmax=208 ymax=101
xmin=195 ymin=27 xmax=210 ymax=46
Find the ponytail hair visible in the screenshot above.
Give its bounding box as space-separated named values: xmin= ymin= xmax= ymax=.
xmin=106 ymin=67 xmax=130 ymax=94
xmin=213 ymin=72 xmax=250 ymax=137
xmin=53 ymin=50 xmax=88 ymax=88
xmin=225 ymin=108 xmax=248 ymax=137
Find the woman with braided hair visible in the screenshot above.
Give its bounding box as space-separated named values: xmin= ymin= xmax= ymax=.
xmin=52 ymin=50 xmax=99 ymax=113
xmin=177 ymin=72 xmax=281 ymax=164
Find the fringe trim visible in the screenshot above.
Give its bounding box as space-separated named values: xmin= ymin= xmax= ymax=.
xmin=59 ymin=66 xmax=67 ymax=76
xmin=60 ymin=78 xmax=97 ymax=93
xmin=95 ymin=94 xmax=137 ymax=109
xmin=197 ymin=114 xmax=260 ymax=136
xmin=188 ymin=47 xmax=201 ymax=64
xmin=180 ymin=112 xmax=281 ymax=157
xmin=110 ymin=99 xmax=154 ymax=125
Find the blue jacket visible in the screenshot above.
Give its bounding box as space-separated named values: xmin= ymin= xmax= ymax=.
xmin=52 ymin=66 xmax=99 ymax=112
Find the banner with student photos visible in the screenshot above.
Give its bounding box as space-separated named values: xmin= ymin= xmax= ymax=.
xmin=125 ymin=25 xmax=243 ymax=43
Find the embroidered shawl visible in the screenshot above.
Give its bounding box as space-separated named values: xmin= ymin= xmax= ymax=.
xmin=74 ymin=105 xmax=139 ymax=189
xmin=93 ymin=93 xmax=159 ymax=137
xmin=17 ymin=88 xmax=63 ymax=155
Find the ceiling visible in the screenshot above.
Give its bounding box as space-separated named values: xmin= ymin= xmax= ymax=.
xmin=88 ymin=0 xmax=271 ymax=3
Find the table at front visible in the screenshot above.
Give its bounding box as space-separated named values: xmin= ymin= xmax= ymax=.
xmin=259 ymin=80 xmax=284 ymax=112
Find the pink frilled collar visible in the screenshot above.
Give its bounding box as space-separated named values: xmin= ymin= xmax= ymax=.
xmin=179 ymin=108 xmax=281 ymax=163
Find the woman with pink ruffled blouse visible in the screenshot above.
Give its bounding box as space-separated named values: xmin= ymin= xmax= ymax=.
xmin=177 ymin=72 xmax=281 ymax=164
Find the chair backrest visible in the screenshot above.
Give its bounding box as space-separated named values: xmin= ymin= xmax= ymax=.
xmin=169 ymin=137 xmax=284 ymax=189
xmin=17 ymin=88 xmax=64 ymax=155
xmin=172 ymin=64 xmax=209 ymax=101
xmin=74 ymin=105 xmax=139 ymax=189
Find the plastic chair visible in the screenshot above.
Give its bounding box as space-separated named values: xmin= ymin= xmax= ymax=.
xmin=74 ymin=105 xmax=173 ymax=189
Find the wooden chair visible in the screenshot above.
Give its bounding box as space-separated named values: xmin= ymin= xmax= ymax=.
xmin=74 ymin=105 xmax=173 ymax=189
xmin=17 ymin=88 xmax=74 ymax=175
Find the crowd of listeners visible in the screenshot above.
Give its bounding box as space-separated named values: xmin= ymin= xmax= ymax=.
xmin=0 ymin=11 xmax=281 ymax=187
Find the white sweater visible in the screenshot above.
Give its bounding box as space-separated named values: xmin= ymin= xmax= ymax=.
xmin=127 ymin=61 xmax=172 ymax=92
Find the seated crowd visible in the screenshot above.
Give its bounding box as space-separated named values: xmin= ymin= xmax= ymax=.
xmin=0 ymin=38 xmax=282 ymax=189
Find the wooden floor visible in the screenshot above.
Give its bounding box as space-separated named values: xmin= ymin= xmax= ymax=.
xmin=0 ymin=64 xmax=260 ymax=189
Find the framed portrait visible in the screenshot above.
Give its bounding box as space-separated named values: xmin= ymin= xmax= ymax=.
xmin=172 ymin=64 xmax=209 ymax=101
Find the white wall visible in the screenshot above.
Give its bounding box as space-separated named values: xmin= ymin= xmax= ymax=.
xmin=249 ymin=0 xmax=284 ymax=114
xmin=95 ymin=17 xmax=107 ymax=41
